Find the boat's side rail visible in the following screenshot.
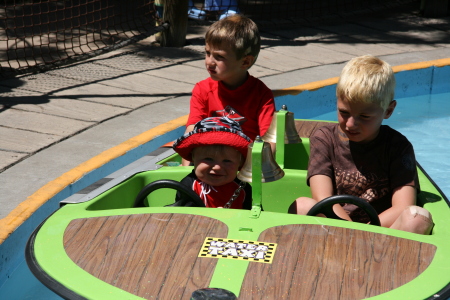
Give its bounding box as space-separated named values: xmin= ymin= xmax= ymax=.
xmin=60 ymin=148 xmax=176 ymax=205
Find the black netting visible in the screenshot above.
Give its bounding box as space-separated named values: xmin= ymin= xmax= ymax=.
xmin=1 ymin=0 xmax=418 ymax=78
xmin=0 ymin=0 xmax=162 ymax=78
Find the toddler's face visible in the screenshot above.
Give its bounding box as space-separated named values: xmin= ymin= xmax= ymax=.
xmin=204 ymin=43 xmax=249 ymax=89
xmin=192 ymin=145 xmax=242 ymax=186
xmin=337 ymin=97 xmax=395 ymax=143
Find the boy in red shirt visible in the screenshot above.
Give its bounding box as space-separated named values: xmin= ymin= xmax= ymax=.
xmin=289 ymin=55 xmax=433 ymax=235
xmin=182 ymin=14 xmax=275 ymax=165
xmin=173 ymin=116 xmax=252 ymax=209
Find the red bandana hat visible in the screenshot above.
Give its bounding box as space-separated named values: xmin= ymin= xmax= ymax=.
xmin=173 ymin=117 xmax=252 ymax=161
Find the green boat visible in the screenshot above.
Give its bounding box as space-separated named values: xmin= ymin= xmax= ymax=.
xmin=26 ymin=111 xmax=450 ymax=299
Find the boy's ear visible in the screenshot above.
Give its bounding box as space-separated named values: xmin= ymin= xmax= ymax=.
xmin=241 ymin=55 xmax=255 ymax=70
xmin=384 ymin=100 xmax=397 ymax=119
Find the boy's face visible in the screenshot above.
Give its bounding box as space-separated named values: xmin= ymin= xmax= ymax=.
xmin=204 ymin=43 xmax=253 ymax=89
xmin=192 ymin=145 xmax=242 ymax=186
xmin=337 ymin=97 xmax=396 ymax=143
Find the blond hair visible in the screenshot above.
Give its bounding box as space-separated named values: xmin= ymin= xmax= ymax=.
xmin=336 ymin=55 xmax=396 ymax=110
xmin=205 ymin=14 xmax=260 ymax=63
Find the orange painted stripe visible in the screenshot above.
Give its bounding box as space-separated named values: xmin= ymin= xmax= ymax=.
xmin=273 ymin=77 xmax=339 ymax=97
xmin=392 ymin=58 xmax=450 ymax=72
xmin=0 ymin=115 xmax=188 ymax=244
xmin=1 ymin=58 xmax=450 ymax=244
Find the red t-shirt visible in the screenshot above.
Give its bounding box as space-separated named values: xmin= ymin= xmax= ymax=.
xmin=307 ymin=124 xmax=419 ymax=223
xmin=187 ymin=75 xmax=275 ymax=140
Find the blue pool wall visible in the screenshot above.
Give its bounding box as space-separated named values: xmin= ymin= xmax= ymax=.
xmin=1 ymin=63 xmax=449 ymax=289
xmin=274 ymin=64 xmax=450 ymax=118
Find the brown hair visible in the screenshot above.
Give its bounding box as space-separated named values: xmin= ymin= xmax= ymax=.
xmin=205 ymin=14 xmax=260 ymax=62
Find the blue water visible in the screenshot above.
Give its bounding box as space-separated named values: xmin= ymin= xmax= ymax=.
xmin=1 ymin=93 xmax=448 ymax=299
xmin=0 ymin=260 xmax=62 ymax=299
xmin=313 ymin=92 xmax=450 ymax=199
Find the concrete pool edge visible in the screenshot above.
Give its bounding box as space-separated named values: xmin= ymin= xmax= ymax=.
xmin=0 ymin=58 xmax=449 ymax=287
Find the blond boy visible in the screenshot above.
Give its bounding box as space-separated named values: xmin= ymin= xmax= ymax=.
xmin=290 ymin=55 xmax=433 ymax=235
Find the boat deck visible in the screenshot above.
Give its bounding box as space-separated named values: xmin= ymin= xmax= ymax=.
xmin=64 ymin=214 xmax=436 ymax=300
xmin=65 ymin=214 xmax=227 ymax=299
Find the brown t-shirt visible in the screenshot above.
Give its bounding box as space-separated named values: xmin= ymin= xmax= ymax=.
xmin=307 ymin=124 xmax=419 ymax=223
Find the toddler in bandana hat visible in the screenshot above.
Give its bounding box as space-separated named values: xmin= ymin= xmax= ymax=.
xmin=172 ymin=116 xmax=252 ymax=209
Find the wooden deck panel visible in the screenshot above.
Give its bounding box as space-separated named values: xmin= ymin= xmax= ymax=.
xmin=64 ymin=214 xmax=228 ymax=300
xmin=295 ymin=120 xmax=331 ymax=138
xmin=239 ymin=224 xmax=436 ymax=300
xmin=364 ymin=232 xmax=397 ymax=298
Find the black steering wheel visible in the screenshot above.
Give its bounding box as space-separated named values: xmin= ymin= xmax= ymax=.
xmin=134 ymin=179 xmax=205 ymax=208
xmin=306 ymin=195 xmax=381 ymax=226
